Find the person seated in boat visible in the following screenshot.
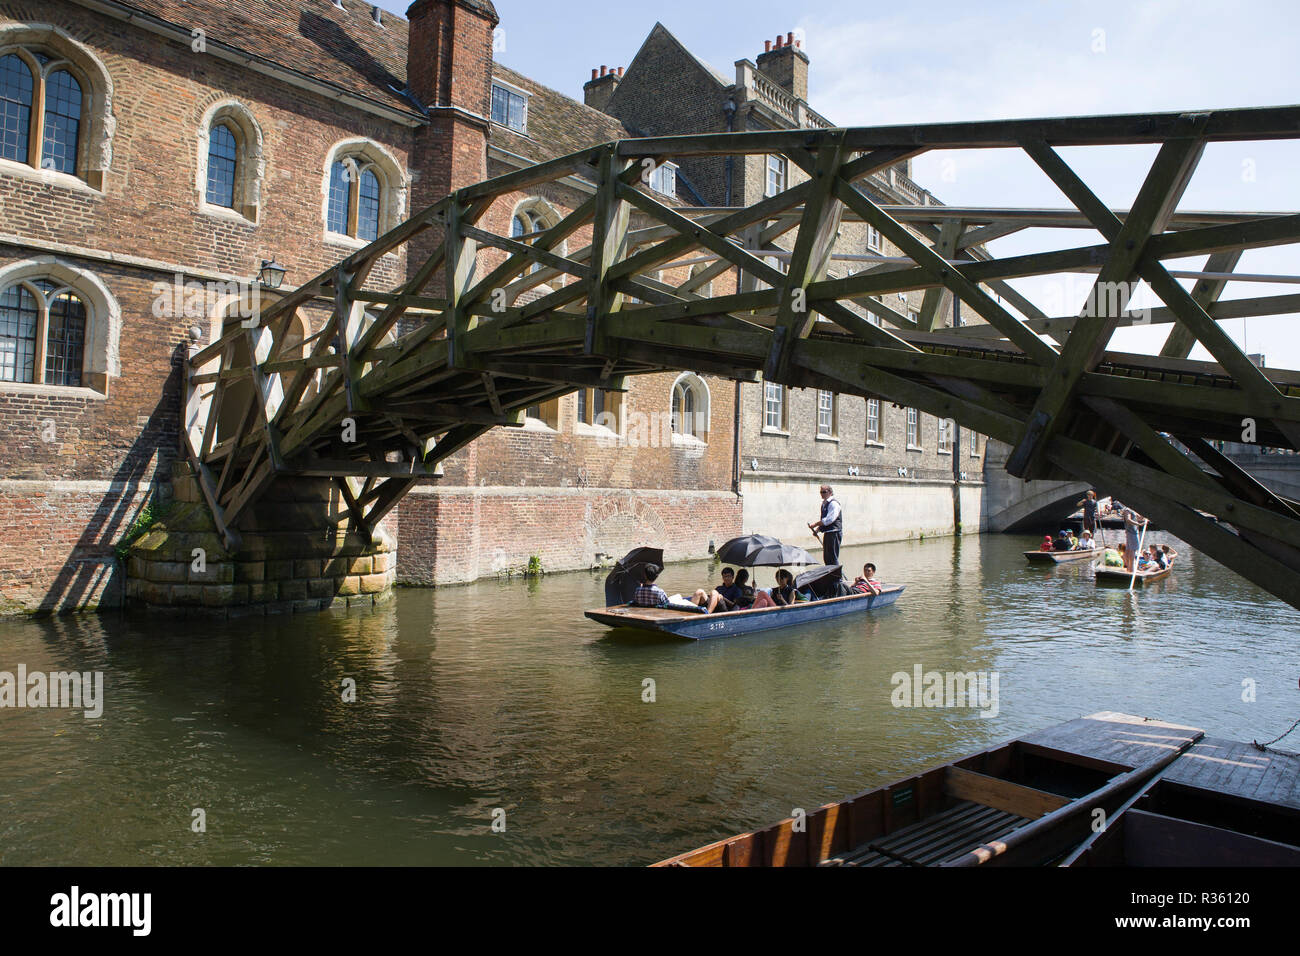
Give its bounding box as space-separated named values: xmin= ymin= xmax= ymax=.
xmin=1040 ymin=535 xmax=1054 ymax=552
xmin=851 ymin=563 xmax=883 ymax=595
xmin=691 ymin=567 xmax=745 ymax=614
xmin=631 ymin=564 xmax=670 ymax=608
xmin=1103 ymin=544 xmax=1124 ymax=567
xmin=1077 ymin=530 xmax=1096 ymax=551
xmin=1053 ymin=529 xmax=1072 ymax=552
xmin=1160 ymin=544 xmax=1178 ymax=566
xmin=1067 ymin=530 xmax=1079 ymax=550
xmin=1147 ymin=544 xmax=1167 ymax=570
xmin=732 ymin=569 xmax=756 ymax=609
xmin=768 ymin=568 xmax=799 ymax=607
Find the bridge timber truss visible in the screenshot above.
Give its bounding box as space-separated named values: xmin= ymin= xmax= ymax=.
xmin=183 ymin=105 xmax=1300 ymax=609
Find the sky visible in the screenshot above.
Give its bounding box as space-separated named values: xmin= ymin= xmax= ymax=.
xmin=375 ymin=0 xmax=1300 ymax=369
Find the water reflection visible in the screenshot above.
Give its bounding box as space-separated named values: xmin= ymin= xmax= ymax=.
xmin=1 ymin=532 xmax=1296 ymax=865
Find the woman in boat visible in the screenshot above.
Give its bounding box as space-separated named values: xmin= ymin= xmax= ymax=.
xmin=1161 ymin=544 xmax=1178 ymax=566
xmin=769 ymin=568 xmax=799 ymax=606
xmin=1040 ymin=535 xmax=1054 ymax=552
xmin=732 ymin=569 xmax=756 ymax=609
xmin=1122 ymin=508 xmax=1145 ymax=571
xmin=1077 ymin=530 xmax=1096 ymax=551
xmin=1147 ymin=544 xmax=1167 ymax=570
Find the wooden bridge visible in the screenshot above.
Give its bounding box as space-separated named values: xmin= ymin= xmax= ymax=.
xmin=183 ymin=105 xmax=1300 ymax=609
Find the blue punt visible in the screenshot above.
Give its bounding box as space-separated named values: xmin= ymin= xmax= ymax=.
xmin=584 ymin=585 xmax=905 ymax=640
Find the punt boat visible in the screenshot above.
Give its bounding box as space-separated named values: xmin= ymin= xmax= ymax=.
xmin=584 ymin=585 xmax=904 ymax=640
xmin=1066 ymin=735 xmax=1300 ymax=866
xmin=1023 ymin=547 xmax=1100 ymax=565
xmin=1094 ymin=565 xmax=1172 ymax=587
xmin=654 ymin=712 xmax=1205 ymax=866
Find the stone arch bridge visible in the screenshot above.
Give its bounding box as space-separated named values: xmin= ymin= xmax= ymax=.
xmin=183 ymin=106 xmax=1300 ymax=609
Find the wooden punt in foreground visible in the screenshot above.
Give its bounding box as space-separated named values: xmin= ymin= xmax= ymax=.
xmin=1024 ymin=547 xmax=1100 ymax=565
xmin=654 ymin=712 xmax=1204 ymax=866
xmin=584 ymin=585 xmax=904 ymax=640
xmin=1067 ymin=735 xmax=1300 ymax=866
xmin=1094 ymin=565 xmax=1172 ymax=587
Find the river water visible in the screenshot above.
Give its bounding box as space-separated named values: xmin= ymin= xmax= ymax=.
xmin=2 ymin=532 xmax=1297 ymax=866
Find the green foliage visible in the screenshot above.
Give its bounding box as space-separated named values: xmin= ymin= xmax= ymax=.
xmin=525 ymin=554 xmax=543 ymax=577
xmin=114 ymin=498 xmax=174 ymax=562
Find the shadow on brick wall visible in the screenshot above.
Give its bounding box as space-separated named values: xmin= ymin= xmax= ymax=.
xmin=38 ymin=344 xmax=183 ymax=613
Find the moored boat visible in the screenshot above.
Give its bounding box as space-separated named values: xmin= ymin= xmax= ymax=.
xmin=585 ymin=585 xmax=904 ymax=640
xmin=1095 ymin=565 xmax=1172 ymax=587
xmin=1024 ymin=547 xmax=1100 ymax=565
xmin=654 ymin=713 xmax=1204 ymax=866
xmin=1066 ymin=735 xmax=1300 ymax=866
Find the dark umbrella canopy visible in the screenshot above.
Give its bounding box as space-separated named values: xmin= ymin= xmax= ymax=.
xmin=604 ymin=546 xmax=664 ymax=605
xmin=795 ymin=564 xmax=844 ymax=598
xmin=715 ymin=534 xmax=816 ymax=568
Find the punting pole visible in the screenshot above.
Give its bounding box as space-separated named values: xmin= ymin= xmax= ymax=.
xmin=1128 ymin=519 xmax=1150 ymax=591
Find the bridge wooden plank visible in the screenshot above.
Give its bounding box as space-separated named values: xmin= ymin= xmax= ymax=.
xmin=917 ymin=218 xmax=961 ymax=332
xmin=1007 ymin=131 xmax=1207 ymax=478
xmin=1159 ymin=249 xmax=1242 ymax=358
xmin=831 ymin=176 xmax=1059 ymax=365
xmin=768 ymin=135 xmax=849 ymax=379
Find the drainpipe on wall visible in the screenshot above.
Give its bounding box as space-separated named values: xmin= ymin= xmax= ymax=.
xmin=951 ymin=296 xmax=963 ymax=534
xmin=724 ymin=96 xmax=742 ymax=500
xmin=732 ymin=377 xmax=742 ymax=497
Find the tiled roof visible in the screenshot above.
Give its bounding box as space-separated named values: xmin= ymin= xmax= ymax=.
xmin=112 ymin=0 xmax=420 ymax=114
xmin=489 ymin=64 xmax=634 ymax=166
xmin=108 ymin=1 xmax=640 ymax=160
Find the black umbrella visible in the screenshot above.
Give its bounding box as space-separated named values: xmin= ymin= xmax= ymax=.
xmin=716 ymin=534 xmax=816 ymax=568
xmin=604 ymin=546 xmax=664 ymax=605
xmin=794 ymin=564 xmax=844 ymax=598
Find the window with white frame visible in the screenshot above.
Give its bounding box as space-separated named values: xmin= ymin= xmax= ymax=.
xmin=670 ymin=372 xmax=709 ymax=440
xmin=327 ymin=154 xmax=391 ymax=241
xmin=817 ymin=390 xmax=836 ymax=437
xmin=490 ymin=80 xmax=528 ymax=133
xmin=648 ymin=161 xmax=677 ymax=197
xmin=511 ymin=209 xmax=543 ymax=274
xmin=866 ymin=398 xmax=880 ymax=443
xmin=868 ymin=295 xmax=881 ymax=326
xmin=970 ymin=429 xmax=979 ymax=457
xmin=765 ymin=154 xmax=786 ymax=197
xmin=906 ymin=407 xmax=919 ymax=448
xmin=867 ymin=225 xmax=881 ymax=251
xmin=938 ymin=417 xmax=952 ymax=453
xmin=908 ymin=309 xmax=919 ymax=324
xmin=763 ymin=379 xmax=786 ymax=430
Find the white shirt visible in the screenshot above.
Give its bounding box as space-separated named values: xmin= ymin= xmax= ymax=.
xmin=821 ymin=497 xmax=842 ymax=528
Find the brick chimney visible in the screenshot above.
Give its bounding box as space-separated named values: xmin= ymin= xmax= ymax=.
xmin=583 ymin=65 xmax=621 ymax=112
xmin=404 ymin=0 xmax=498 ymax=282
xmin=755 ymin=30 xmax=809 ymax=101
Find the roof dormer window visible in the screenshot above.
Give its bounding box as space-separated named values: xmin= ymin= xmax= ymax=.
xmin=490 ymin=79 xmax=528 ymax=134
xmin=648 ymin=161 xmax=676 ymax=197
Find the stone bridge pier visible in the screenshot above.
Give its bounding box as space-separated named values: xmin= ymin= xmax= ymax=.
xmin=981 ymin=440 xmax=1088 ymax=533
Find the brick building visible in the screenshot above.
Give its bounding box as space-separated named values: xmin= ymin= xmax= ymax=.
xmin=0 ymin=0 xmax=747 ymax=614
xmin=0 ymin=4 xmax=991 ymax=615
xmin=584 ymin=24 xmax=989 ymax=546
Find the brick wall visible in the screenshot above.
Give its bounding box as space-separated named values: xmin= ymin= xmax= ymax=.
xmin=398 ymin=485 xmax=742 ymax=585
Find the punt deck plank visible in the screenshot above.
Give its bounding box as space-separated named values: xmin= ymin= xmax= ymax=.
xmin=1163 ymin=736 xmax=1300 ymax=811
xmin=1019 ymin=712 xmax=1202 ymax=772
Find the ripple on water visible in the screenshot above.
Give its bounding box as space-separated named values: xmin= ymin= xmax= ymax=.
xmin=0 ymin=532 xmax=1296 ymax=865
